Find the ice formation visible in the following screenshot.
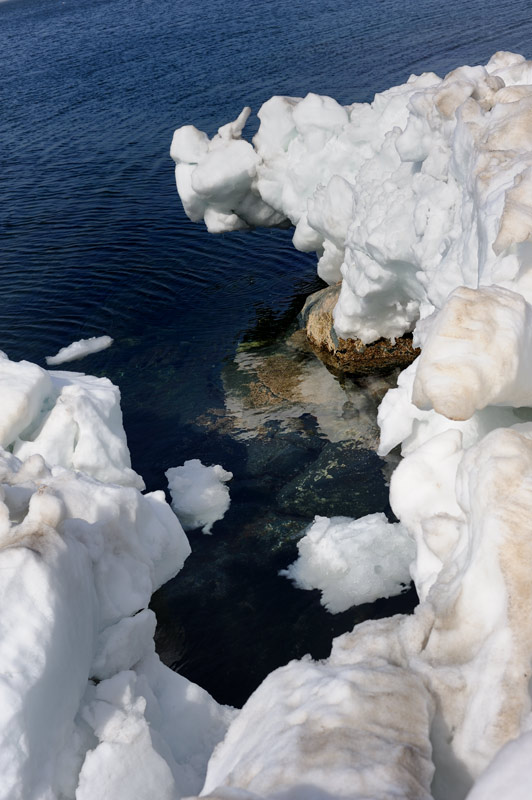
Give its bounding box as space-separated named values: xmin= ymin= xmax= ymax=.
xmin=280 ymin=513 xmax=414 ymax=612
xmin=166 ymin=459 xmax=232 ymax=534
xmin=0 ymin=354 xmax=234 ymax=800
xmin=45 ymin=335 xmax=113 ymax=365
xmin=173 ymin=51 xmax=532 ymax=800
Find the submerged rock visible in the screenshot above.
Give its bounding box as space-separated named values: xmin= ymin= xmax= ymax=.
xmin=216 ymin=331 xmax=398 ymax=448
xmin=277 ymin=441 xmax=390 ymax=518
xmin=300 ymin=284 xmax=420 ymax=376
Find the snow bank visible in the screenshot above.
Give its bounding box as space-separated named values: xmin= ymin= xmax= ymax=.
xmin=166 ymin=459 xmax=232 ymax=534
xmin=201 ymin=653 xmax=435 ymax=800
xmin=0 ymin=354 xmax=234 ymax=800
xmin=172 ymin=51 xmax=532 ymax=345
xmin=190 ymin=423 xmax=532 ymax=800
xmin=45 ymin=335 xmax=113 ymax=366
xmin=280 ymin=513 xmax=414 ymax=612
xmin=174 ymin=51 xmax=532 ymax=800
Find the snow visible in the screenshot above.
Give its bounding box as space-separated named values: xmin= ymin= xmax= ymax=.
xmin=201 ymin=654 xmax=435 ymax=800
xmin=45 ymin=335 xmax=113 ymax=366
xmin=166 ymin=458 xmax=232 ymax=534
xmin=13 ymin=368 xmax=145 ymax=489
xmin=280 ymin=513 xmax=414 ymax=612
xmin=173 ymin=50 xmax=532 ymax=800
xmin=0 ymin=355 xmax=234 ymax=800
xmin=6 ymin=46 xmax=532 ymax=800
xmin=412 ymin=285 xmax=532 ymax=420
xmin=172 ymin=52 xmax=532 ymax=345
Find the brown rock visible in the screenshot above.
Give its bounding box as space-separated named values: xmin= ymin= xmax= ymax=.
xmin=300 ymin=283 xmax=420 ymax=376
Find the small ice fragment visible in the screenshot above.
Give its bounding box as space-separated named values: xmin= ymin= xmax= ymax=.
xmin=280 ymin=513 xmax=414 ymax=612
xmin=45 ymin=335 xmax=113 ymax=366
xmin=166 ymin=458 xmax=232 ymax=534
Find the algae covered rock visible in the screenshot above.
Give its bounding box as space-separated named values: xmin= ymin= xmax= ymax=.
xmin=301 ymin=284 xmax=420 ymax=376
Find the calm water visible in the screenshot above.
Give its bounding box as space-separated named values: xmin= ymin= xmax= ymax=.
xmin=2 ymin=0 xmax=532 ymax=705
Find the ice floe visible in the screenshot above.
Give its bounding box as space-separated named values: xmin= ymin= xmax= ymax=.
xmin=45 ymin=335 xmax=113 ymax=366
xmin=280 ymin=513 xmax=414 ymax=612
xmin=166 ymin=458 xmax=232 ymax=534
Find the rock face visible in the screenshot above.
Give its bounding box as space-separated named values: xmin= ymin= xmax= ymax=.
xmin=300 ymin=284 xmax=420 ymax=376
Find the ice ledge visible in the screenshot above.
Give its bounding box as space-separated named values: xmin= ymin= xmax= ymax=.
xmin=0 ymin=354 xmax=234 ymax=800
xmin=171 ymin=51 xmax=532 ymax=347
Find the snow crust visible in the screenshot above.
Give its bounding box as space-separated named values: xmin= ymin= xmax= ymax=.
xmin=280 ymin=513 xmax=414 ymax=612
xmin=174 ymin=51 xmax=532 ymax=800
xmin=172 ymin=51 xmax=532 ymax=345
xmin=45 ymin=335 xmax=113 ymax=366
xmin=166 ymin=459 xmax=232 ymax=534
xmin=0 ymin=354 xmax=234 ymax=800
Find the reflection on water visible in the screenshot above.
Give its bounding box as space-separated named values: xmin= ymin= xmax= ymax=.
xmin=151 ymin=326 xmax=414 ymax=708
xmin=222 ymin=329 xmax=400 ymax=446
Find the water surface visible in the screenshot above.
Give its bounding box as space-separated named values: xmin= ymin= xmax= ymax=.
xmin=2 ymin=0 xmax=532 ymax=705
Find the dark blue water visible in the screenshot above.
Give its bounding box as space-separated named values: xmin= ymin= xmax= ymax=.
xmin=2 ymin=0 xmax=532 ymax=705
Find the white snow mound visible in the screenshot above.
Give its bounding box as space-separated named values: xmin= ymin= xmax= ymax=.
xmin=0 ymin=354 xmax=234 ymax=800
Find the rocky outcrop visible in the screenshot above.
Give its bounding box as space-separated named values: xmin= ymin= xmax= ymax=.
xmin=300 ymin=284 xmax=420 ymax=376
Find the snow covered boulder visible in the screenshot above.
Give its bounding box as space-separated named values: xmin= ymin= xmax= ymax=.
xmin=301 ymin=283 xmax=420 ymax=375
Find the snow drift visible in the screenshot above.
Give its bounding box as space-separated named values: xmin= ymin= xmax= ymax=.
xmin=0 ymin=353 xmax=233 ymax=800
xmin=173 ymin=51 xmax=532 ymax=800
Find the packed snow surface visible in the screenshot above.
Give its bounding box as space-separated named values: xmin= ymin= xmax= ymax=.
xmin=45 ymin=335 xmax=113 ymax=366
xmin=174 ymin=51 xmax=532 ymax=800
xmin=166 ymin=459 xmax=232 ymax=534
xmin=281 ymin=513 xmax=414 ymax=612
xmin=0 ymin=354 xmax=234 ymax=800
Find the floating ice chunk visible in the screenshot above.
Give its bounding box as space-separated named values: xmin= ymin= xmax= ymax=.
xmin=166 ymin=458 xmax=232 ymax=534
xmin=281 ymin=513 xmax=414 ymax=612
xmin=45 ymin=335 xmax=113 ymax=366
